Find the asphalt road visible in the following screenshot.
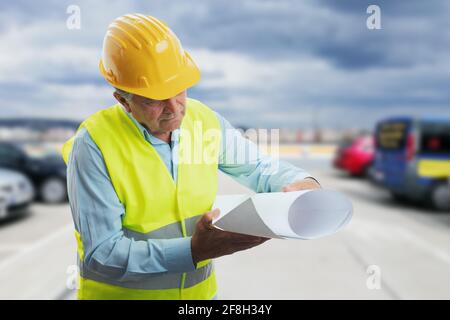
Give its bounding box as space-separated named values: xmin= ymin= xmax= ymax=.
xmin=1 ymin=157 xmax=449 ymax=299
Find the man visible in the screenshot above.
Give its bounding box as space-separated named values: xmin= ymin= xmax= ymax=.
xmin=62 ymin=14 xmax=320 ymax=300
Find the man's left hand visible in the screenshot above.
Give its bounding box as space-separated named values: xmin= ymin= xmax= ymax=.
xmin=282 ymin=178 xmax=321 ymax=192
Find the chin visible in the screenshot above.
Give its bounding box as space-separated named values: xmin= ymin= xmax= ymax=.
xmin=162 ymin=119 xmax=182 ymax=132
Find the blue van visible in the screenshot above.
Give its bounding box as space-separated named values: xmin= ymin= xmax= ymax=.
xmin=373 ymin=116 xmax=450 ymax=211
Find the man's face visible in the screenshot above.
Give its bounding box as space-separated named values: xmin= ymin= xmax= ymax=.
xmin=117 ymin=91 xmax=187 ymax=134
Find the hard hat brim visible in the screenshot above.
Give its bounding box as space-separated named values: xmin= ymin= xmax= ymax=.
xmin=100 ymin=50 xmax=201 ymax=100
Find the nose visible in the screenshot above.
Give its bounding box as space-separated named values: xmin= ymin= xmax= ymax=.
xmin=164 ymin=97 xmax=178 ymax=114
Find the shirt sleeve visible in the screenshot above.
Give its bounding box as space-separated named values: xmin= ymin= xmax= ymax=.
xmin=67 ymin=128 xmax=196 ymax=282
xmin=216 ymin=112 xmax=316 ymax=192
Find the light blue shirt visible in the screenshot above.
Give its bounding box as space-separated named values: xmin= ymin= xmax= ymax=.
xmin=67 ymin=105 xmax=314 ymax=282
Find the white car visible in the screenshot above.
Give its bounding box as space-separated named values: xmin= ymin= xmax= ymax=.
xmin=0 ymin=168 xmax=34 ymax=220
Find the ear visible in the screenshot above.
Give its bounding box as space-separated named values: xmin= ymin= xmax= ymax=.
xmin=113 ymin=91 xmax=132 ymax=113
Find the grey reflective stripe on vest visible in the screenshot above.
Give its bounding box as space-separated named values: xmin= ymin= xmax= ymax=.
xmin=184 ymin=262 xmax=213 ymax=288
xmin=78 ymin=214 xmax=213 ymax=290
xmin=79 ymin=258 xmax=213 ymax=290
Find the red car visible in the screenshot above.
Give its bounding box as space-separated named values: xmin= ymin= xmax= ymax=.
xmin=334 ymin=136 xmax=374 ymax=176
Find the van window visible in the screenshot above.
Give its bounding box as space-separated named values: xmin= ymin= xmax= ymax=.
xmin=419 ymin=122 xmax=450 ymax=155
xmin=376 ymin=121 xmax=409 ymax=150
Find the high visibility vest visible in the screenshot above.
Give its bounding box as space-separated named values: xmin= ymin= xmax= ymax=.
xmin=62 ymin=98 xmax=221 ymax=300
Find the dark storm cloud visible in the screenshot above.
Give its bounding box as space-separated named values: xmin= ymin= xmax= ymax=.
xmin=1 ymin=0 xmax=450 ymax=128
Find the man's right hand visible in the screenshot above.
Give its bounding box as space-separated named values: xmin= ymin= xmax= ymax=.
xmin=191 ymin=209 xmax=270 ymax=265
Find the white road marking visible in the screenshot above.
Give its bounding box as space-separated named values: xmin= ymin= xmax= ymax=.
xmin=396 ymin=227 xmax=450 ymax=266
xmin=0 ymin=223 xmax=73 ymax=272
xmin=348 ymin=219 xmax=450 ymax=266
xmin=0 ymin=244 xmax=29 ymax=252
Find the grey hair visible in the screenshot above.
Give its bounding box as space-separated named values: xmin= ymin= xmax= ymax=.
xmin=115 ymin=88 xmax=134 ymax=102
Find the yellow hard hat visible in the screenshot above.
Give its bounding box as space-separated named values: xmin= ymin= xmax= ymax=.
xmin=99 ymin=14 xmax=200 ymax=100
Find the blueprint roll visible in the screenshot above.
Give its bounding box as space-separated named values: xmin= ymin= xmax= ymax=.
xmin=212 ymin=189 xmax=353 ymax=240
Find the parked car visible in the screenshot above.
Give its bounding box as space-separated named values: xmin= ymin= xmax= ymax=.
xmin=0 ymin=142 xmax=67 ymax=203
xmin=0 ymin=168 xmax=34 ymax=220
xmin=373 ymin=116 xmax=450 ymax=211
xmin=334 ymin=135 xmax=375 ymax=176
xmin=0 ymin=190 xmax=7 ymax=219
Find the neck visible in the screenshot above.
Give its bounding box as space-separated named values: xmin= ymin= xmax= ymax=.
xmin=152 ymin=131 xmax=171 ymax=143
xmin=139 ymin=121 xmax=172 ymax=143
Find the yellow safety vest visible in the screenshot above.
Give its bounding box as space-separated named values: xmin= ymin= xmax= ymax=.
xmin=62 ymin=98 xmax=221 ymax=300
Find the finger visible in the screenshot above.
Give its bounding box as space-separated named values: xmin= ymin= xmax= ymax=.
xmin=201 ymin=209 xmax=220 ymax=229
xmin=203 ymin=209 xmax=218 ymax=222
xmin=210 ymin=208 xmax=220 ymax=219
xmin=251 ymin=237 xmax=271 ymax=245
xmin=235 ymin=241 xmax=267 ymax=251
xmin=231 ymin=235 xmax=270 ymax=245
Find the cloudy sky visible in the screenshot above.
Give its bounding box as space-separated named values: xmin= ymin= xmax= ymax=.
xmin=1 ymin=0 xmax=450 ymax=129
